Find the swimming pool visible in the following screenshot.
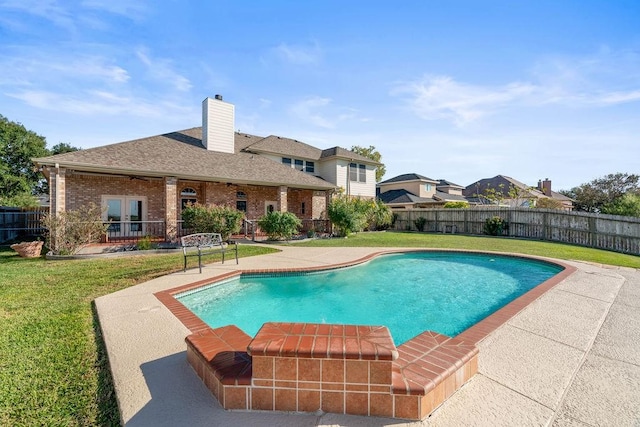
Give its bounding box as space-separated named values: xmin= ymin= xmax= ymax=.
xmin=177 ymin=251 xmax=562 ymax=344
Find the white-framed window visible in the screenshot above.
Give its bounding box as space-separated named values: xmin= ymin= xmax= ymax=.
xmin=236 ymin=191 xmax=247 ymax=212
xmin=305 ymin=161 xmax=315 ymax=173
xmin=181 ymin=187 xmax=197 ymax=209
xmin=349 ymin=163 xmax=367 ymax=183
xmin=265 ymin=201 xmax=277 ymax=214
xmin=425 ymin=184 xmax=432 ymax=192
xmin=282 ymin=157 xmax=315 ymax=174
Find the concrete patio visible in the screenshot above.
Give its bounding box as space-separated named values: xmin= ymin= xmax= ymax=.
xmin=94 ymin=244 xmax=640 ymax=426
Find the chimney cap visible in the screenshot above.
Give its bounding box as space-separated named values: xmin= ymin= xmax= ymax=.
xmin=214 ymin=94 xmax=223 ymax=100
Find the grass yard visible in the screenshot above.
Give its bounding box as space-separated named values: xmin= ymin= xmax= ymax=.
xmin=0 ymin=245 xmax=278 ymax=427
xmin=0 ymin=232 xmax=638 ymax=426
xmin=294 ymin=231 xmax=640 ymax=268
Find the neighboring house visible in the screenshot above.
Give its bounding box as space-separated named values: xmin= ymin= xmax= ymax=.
xmin=463 ymin=175 xmax=573 ymax=210
xmin=377 ymin=173 xmax=470 ymax=209
xmin=33 ymin=96 xmax=379 ymax=241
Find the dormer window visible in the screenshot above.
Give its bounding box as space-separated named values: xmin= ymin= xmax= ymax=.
xmin=425 ymin=184 xmax=432 ymax=192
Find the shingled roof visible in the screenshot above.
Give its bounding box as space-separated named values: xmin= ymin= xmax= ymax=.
xmin=379 ymin=173 xmax=438 ymax=184
xmin=34 ymin=127 xmax=336 ymax=190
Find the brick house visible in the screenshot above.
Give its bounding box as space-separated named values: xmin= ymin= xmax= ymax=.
xmin=34 ymin=96 xmax=379 ymax=241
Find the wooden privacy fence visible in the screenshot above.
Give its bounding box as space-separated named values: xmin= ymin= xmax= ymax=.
xmin=392 ymin=208 xmax=640 ymax=256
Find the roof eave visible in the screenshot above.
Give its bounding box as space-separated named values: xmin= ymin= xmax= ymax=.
xmin=35 ymin=161 xmax=337 ymax=191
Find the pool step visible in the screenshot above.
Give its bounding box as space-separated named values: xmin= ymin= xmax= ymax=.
xmin=391 ymin=330 xmax=479 ymax=418
xmin=185 ymin=323 xmax=478 ymax=420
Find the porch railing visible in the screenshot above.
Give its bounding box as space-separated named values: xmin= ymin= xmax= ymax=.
xmin=104 ymin=220 xmax=166 ymax=242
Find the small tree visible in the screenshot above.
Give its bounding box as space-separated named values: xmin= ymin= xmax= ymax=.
xmin=366 ymin=199 xmax=393 ymax=230
xmin=535 ymin=198 xmax=564 ymax=210
xmin=443 ymin=201 xmax=469 ymax=209
xmin=483 ymin=216 xmax=508 ymax=236
xmin=413 ymin=217 xmax=427 ymax=232
xmin=327 ymin=194 xmax=367 ymax=237
xmin=257 ymin=211 xmax=302 ymax=240
xmin=181 ymin=203 xmax=244 ymax=241
xmin=42 ymin=203 xmax=109 ymax=255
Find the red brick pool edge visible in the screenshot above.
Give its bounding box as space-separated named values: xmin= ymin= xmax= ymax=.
xmin=154 ymin=250 xmax=576 ymax=420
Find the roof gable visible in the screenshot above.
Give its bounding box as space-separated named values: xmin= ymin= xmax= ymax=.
xmin=243 ymin=135 xmax=323 ymax=159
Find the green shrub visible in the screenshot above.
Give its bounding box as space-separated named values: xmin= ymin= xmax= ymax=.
xmin=413 ymin=217 xmax=427 ymax=232
xmin=327 ymin=195 xmax=393 ymax=236
xmin=484 ymin=216 xmax=508 ymax=236
xmin=257 ymin=211 xmax=302 ymax=241
xmin=327 ymin=194 xmax=368 ymax=237
xmin=181 ymin=203 xmax=244 ymax=241
xmin=366 ymin=199 xmax=393 ymax=231
xmin=42 ymin=203 xmax=110 ymax=255
xmin=136 ymin=235 xmax=154 ymax=250
xmin=443 ymin=201 xmax=469 ymax=209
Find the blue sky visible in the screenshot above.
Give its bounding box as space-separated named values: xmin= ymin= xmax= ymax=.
xmin=1 ymin=1 xmax=639 ymax=191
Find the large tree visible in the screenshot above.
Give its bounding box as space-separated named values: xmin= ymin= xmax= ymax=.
xmin=561 ymin=172 xmax=640 ymax=213
xmin=0 ymin=115 xmax=48 ymax=201
xmin=0 ymin=115 xmax=81 ymax=207
xmin=350 ymin=145 xmax=386 ymax=182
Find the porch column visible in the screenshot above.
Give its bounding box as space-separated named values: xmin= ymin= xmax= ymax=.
xmin=165 ymin=177 xmax=178 ymax=242
xmin=312 ymin=190 xmax=326 ymax=219
xmin=278 ymin=186 xmax=288 ymax=212
xmin=49 ymin=166 xmax=66 ymax=214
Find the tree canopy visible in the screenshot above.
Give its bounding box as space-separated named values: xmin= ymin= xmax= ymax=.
xmin=561 ymin=172 xmax=640 ymax=214
xmin=0 ymin=115 xmax=81 ymax=207
xmin=350 ymin=145 xmax=386 ymax=182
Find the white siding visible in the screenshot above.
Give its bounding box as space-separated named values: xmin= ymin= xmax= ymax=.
xmin=317 ymin=160 xmax=340 ymax=187
xmin=202 ymin=97 xmax=234 ymax=154
xmin=348 ymin=164 xmax=376 ymax=198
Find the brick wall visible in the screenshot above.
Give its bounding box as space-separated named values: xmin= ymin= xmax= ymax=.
xmin=62 ymin=173 xmax=329 ymax=232
xmin=65 ymin=172 xmax=165 ymax=220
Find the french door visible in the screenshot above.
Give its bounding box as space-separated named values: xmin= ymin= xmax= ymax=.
xmin=103 ymin=196 xmax=147 ymax=236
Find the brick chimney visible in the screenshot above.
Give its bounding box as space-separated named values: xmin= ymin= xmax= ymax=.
xmin=202 ymin=95 xmax=234 ymax=154
xmin=539 ymin=178 xmax=552 ymax=196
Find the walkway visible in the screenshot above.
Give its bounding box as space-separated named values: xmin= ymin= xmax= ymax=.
xmin=94 ymin=245 xmax=640 ymax=426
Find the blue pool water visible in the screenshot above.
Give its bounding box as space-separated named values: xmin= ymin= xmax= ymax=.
xmin=177 ymin=252 xmax=562 ymax=345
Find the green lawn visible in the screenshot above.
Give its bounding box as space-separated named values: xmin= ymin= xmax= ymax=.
xmin=293 ymin=231 xmax=640 ymax=268
xmin=0 ymin=233 xmax=638 ymax=426
xmin=0 ymin=245 xmax=277 ymax=427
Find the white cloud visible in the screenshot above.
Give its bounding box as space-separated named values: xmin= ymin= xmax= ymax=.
xmin=7 ymin=88 xmax=194 ymax=119
xmin=272 ymin=42 xmax=322 ymax=65
xmin=0 ymin=53 xmax=129 ymax=86
xmin=80 ymin=0 xmax=149 ymax=18
xmin=290 ymin=96 xmax=334 ymax=128
xmin=288 ymin=97 xmax=369 ymax=129
xmin=392 ymin=47 xmax=640 ymax=126
xmin=136 ymin=48 xmax=192 ymax=92
xmin=392 ymin=75 xmax=536 ymax=126
xmin=0 ymin=0 xmax=74 ymax=30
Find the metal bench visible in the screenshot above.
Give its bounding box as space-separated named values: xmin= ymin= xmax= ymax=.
xmin=181 ymin=233 xmax=238 ymax=273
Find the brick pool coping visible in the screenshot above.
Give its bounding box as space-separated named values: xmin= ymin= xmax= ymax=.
xmin=154 ymin=250 xmax=576 ymax=420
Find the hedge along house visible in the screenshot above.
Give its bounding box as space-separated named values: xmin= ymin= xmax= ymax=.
xmin=34 ymin=96 xmax=379 ymax=242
